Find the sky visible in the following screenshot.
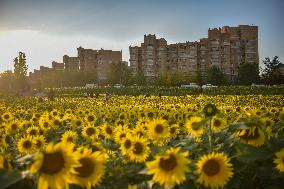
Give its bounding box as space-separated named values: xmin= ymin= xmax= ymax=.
xmin=0 ymin=0 xmax=284 ymax=73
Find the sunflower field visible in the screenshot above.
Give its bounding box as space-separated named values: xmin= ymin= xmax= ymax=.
xmin=0 ymin=94 xmax=284 ymax=189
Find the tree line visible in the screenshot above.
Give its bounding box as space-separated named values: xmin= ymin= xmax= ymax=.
xmin=0 ymin=52 xmax=283 ymax=94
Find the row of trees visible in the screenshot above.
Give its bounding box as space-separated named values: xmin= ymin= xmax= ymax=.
xmin=131 ymin=56 xmax=283 ymax=86
xmin=0 ymin=53 xmax=283 ymax=94
xmin=0 ymin=52 xmax=29 ymax=94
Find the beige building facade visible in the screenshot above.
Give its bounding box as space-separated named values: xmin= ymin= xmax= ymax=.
xmin=129 ymin=25 xmax=258 ymax=83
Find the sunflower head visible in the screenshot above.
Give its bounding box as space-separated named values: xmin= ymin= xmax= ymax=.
xmin=17 ymin=135 xmax=34 ymax=155
xmin=211 ymin=117 xmax=226 ymax=131
xmin=146 ymin=147 xmax=190 ymax=188
xmin=30 ymin=142 xmax=79 ymax=189
xmin=274 ymin=148 xmax=284 ymax=172
xmin=129 ymin=135 xmax=150 ymax=163
xmin=185 ymin=116 xmax=205 ymax=137
xmin=203 ymin=102 xmax=218 ymax=117
xmin=71 ymin=148 xmax=106 ymax=188
xmin=196 ymin=152 xmax=233 ymax=189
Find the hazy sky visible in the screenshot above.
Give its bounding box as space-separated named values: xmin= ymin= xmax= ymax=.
xmin=0 ymin=0 xmax=284 ymax=73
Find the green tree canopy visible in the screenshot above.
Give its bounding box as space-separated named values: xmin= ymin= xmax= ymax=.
xmin=13 ymin=52 xmax=29 ymax=92
xmin=261 ymin=56 xmax=283 ymax=85
xmin=237 ymin=63 xmax=259 ymax=85
xmin=206 ymin=66 xmax=227 ymax=86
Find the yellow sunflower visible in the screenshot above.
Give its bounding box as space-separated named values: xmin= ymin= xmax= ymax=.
xmin=260 ymin=117 xmax=274 ymax=136
xmin=82 ymin=125 xmax=98 ymax=141
xmin=71 ymin=119 xmax=84 ymax=129
xmin=17 ymin=135 xmax=34 ymax=155
xmin=113 ymin=125 xmax=129 ymax=144
xmin=196 ymin=152 xmax=233 ymax=189
xmin=30 ymin=142 xmax=79 ymax=189
xmin=148 ymin=119 xmax=170 ymax=146
xmin=129 ymin=135 xmax=150 ymax=163
xmin=146 ymin=147 xmax=190 ymax=188
xmin=61 ymin=130 xmax=78 ymax=144
xmin=1 ymin=134 xmax=11 ymax=149
xmin=211 ymin=117 xmax=226 ymax=132
xmin=169 ymin=124 xmax=180 ymax=139
xmin=34 ymin=135 xmax=46 ymax=150
xmin=2 ymin=112 xmax=13 ymax=123
xmin=0 ymin=154 xmax=12 ymax=170
xmin=26 ymin=126 xmax=40 ymax=137
xmin=185 ymin=116 xmax=204 ymax=137
xmin=274 ymin=148 xmax=284 ymax=172
xmin=100 ymin=123 xmax=114 ymax=140
xmin=85 ymin=114 xmax=97 ymax=124
xmin=6 ymin=120 xmax=21 ymax=135
xmin=120 ymin=134 xmax=133 ymax=156
xmin=71 ymin=148 xmax=106 ymax=189
xmin=236 ymin=126 xmax=265 ymax=147
xmin=22 ymin=120 xmax=33 ymax=130
xmin=132 ymin=124 xmax=148 ymax=139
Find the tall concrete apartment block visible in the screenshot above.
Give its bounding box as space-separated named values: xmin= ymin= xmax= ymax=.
xmin=77 ymin=47 xmax=122 ymax=80
xmin=208 ymin=25 xmax=258 ymax=81
xmin=129 ymin=25 xmax=258 ymax=83
xmin=130 ymin=34 xmax=167 ymax=77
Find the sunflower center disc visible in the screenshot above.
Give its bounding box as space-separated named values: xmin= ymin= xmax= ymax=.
xmin=11 ymin=124 xmax=17 ymax=130
xmin=133 ymin=143 xmax=143 ymax=154
xmin=86 ymin=128 xmax=95 ymax=136
xmin=43 ymin=122 xmax=49 ymax=128
xmin=67 ymin=137 xmax=73 ymax=142
xmin=88 ymin=116 xmax=94 ymax=122
xmin=23 ymin=140 xmax=32 ymax=149
xmin=54 ymin=120 xmax=60 ymax=125
xmin=40 ymin=152 xmax=65 ymax=175
xmin=106 ymin=127 xmax=112 ymax=135
xmin=76 ymin=121 xmax=82 ymax=126
xmin=170 ymin=127 xmax=176 ymax=134
xmin=120 ymin=133 xmax=126 ymax=139
xmin=30 ymin=130 xmax=37 ymax=136
xmin=75 ymin=157 xmax=95 ymax=178
xmin=159 ymin=154 xmax=177 ymax=171
xmin=203 ymin=159 xmax=220 ymax=176
xmin=155 ymin=124 xmax=164 ymax=133
xmin=191 ymin=122 xmax=200 ymax=130
xmin=124 ymin=140 xmax=131 ymax=149
xmin=213 ymin=120 xmax=221 ymax=127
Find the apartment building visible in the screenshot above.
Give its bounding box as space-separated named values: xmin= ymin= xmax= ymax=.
xmin=129 ymin=25 xmax=258 ymax=83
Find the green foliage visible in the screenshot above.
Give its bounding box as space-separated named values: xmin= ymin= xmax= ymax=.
xmin=44 ymin=86 xmax=284 ymax=97
xmin=206 ymin=66 xmax=227 ymax=86
xmin=13 ymin=52 xmax=28 ymax=79
xmin=107 ymin=62 xmax=132 ymax=85
xmin=261 ymin=56 xmax=284 ymax=85
xmin=237 ymin=63 xmax=260 ymax=85
xmin=13 ymin=52 xmax=29 ymax=92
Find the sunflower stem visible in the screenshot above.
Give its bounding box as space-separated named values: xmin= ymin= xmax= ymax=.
xmin=208 ymin=118 xmax=213 ymax=152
